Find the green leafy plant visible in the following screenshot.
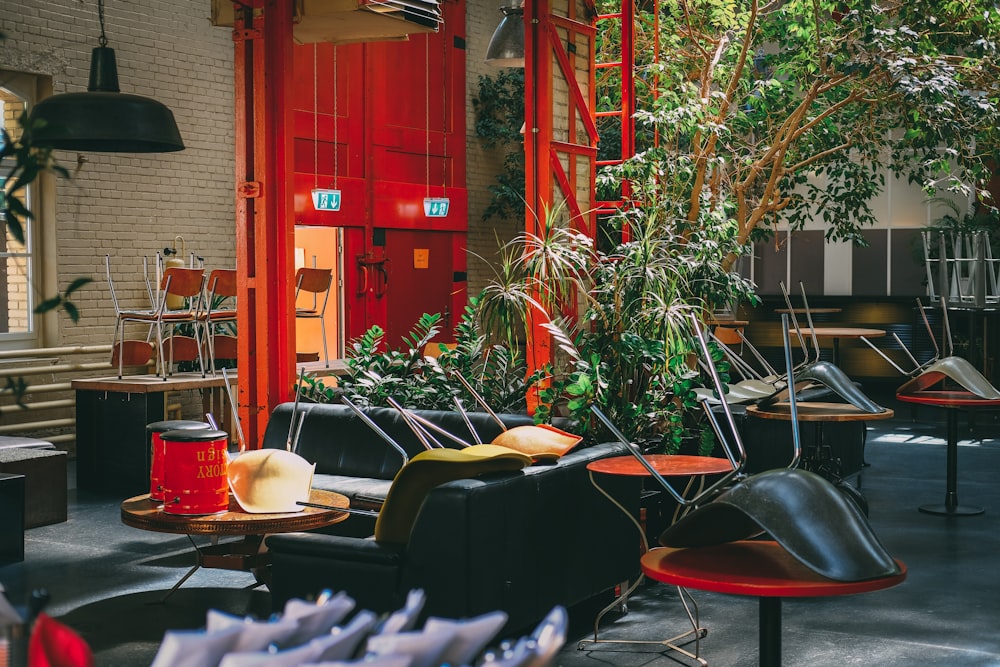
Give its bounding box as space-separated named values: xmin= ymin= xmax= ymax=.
xmin=528 ymin=198 xmax=752 ymax=449
xmin=2 ymin=111 xmax=91 ymax=320
xmin=298 ymin=294 xmax=547 ymax=416
xmin=433 ymin=294 xmax=548 ymax=414
xmin=338 ymin=312 xmax=448 ymax=408
xmin=595 ymin=0 xmax=1000 ymax=267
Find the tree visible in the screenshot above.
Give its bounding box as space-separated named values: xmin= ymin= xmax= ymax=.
xmin=597 ymin=0 xmax=1000 ymax=268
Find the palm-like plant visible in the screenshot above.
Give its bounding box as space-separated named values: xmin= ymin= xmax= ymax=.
xmin=531 ymin=193 xmax=756 ymax=449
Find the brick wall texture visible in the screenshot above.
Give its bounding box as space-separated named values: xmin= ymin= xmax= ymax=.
xmin=465 ymin=0 xmax=520 ymax=295
xmin=0 ymin=0 xmax=236 ymax=350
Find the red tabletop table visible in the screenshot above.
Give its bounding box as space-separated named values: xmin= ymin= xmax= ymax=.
xmin=586 ymin=454 xmax=735 ymax=552
xmin=581 ymin=454 xmax=734 ymax=661
xmin=641 ymin=541 xmax=907 ymax=667
xmin=895 ymin=390 xmax=1000 ymax=516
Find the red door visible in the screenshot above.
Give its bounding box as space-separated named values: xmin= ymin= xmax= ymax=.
xmin=290 ymin=1 xmax=468 ymax=353
xmin=383 ymin=230 xmax=458 ymax=346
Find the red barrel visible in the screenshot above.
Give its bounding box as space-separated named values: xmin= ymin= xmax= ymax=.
xmin=160 ymin=428 xmax=230 ymax=515
xmin=147 ymin=420 xmax=211 ymax=502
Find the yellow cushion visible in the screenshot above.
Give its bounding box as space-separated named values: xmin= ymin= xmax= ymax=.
xmin=374 ymin=447 xmax=532 ymax=544
xmin=489 ymin=424 xmax=583 ymax=463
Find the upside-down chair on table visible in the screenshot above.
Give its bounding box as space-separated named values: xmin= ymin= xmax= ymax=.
xmin=106 ymin=254 xmax=206 ymax=378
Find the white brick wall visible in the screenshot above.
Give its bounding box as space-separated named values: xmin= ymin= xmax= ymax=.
xmin=465 ymin=0 xmax=522 ymax=294
xmin=0 ymin=0 xmax=235 ymax=349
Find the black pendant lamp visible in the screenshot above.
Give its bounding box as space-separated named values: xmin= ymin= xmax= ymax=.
xmin=485 ymin=0 xmax=525 ymax=68
xmin=29 ymin=0 xmax=184 ymax=153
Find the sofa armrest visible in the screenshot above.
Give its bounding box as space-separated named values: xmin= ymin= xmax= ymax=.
xmin=266 ymin=532 xmax=406 ymax=610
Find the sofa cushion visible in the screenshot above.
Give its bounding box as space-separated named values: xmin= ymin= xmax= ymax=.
xmin=489 ymin=424 xmax=582 ymax=462
xmin=309 ymin=474 xmax=394 ymax=506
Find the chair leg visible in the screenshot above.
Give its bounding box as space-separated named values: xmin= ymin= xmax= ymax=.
xmin=320 ymin=318 xmax=329 ymax=368
xmin=195 ymin=324 xmax=207 ymax=378
xmin=116 ymin=320 xmax=126 ymax=380
xmin=206 ymin=326 xmax=217 ymax=377
xmin=155 ymin=324 xmax=167 ymax=380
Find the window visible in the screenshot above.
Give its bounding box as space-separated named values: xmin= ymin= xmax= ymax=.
xmin=0 ymin=73 xmax=40 ymax=346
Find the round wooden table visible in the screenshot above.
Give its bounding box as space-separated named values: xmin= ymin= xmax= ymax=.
xmin=746 ymin=401 xmax=893 ymax=476
xmin=789 ymin=327 xmax=885 ymax=365
xmin=641 ymin=541 xmax=907 ymax=667
xmin=746 ymin=401 xmax=893 ymax=422
xmin=121 ymin=488 xmax=349 ymax=599
xmin=775 ymin=307 xmax=842 ymax=315
xmin=895 ymin=390 xmax=1000 ymax=516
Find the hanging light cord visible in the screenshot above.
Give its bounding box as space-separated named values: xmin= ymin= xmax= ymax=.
xmin=98 ymin=0 xmax=108 ymax=46
xmin=441 ymin=36 xmax=447 ymax=195
xmin=333 ymin=45 xmax=338 ymax=189
xmin=313 ymin=43 xmax=319 ymax=191
xmin=425 ymin=34 xmax=431 ymax=200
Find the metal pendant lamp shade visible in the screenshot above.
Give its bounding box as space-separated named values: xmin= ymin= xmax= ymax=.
xmin=485 ymin=3 xmax=525 ymax=67
xmin=29 ymin=4 xmax=184 ymax=153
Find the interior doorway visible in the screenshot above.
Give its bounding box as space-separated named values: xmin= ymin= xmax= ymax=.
xmin=294 ymin=226 xmax=343 ymax=362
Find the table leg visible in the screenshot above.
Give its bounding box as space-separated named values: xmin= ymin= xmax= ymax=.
xmin=579 ymin=472 xmax=708 ymax=662
xmin=154 ymin=534 xmax=204 ymax=604
xmin=919 ymin=409 xmax=984 ymax=516
xmin=759 ymin=597 xmax=782 ymax=667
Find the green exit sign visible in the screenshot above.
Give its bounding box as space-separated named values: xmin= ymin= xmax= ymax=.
xmin=423 ymin=198 xmax=450 ymax=218
xmin=312 ymin=189 xmax=342 ymax=211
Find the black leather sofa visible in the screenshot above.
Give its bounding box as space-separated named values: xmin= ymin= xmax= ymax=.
xmin=262 ymin=403 xmax=638 ymax=634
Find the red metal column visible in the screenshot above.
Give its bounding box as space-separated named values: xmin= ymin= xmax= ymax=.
xmin=233 ymin=0 xmax=296 ymax=449
xmin=524 ymin=0 xmax=554 ymax=389
xmin=524 ymin=0 xmax=599 ymax=398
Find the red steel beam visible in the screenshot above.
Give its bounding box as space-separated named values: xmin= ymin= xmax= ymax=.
xmin=233 ymin=0 xmax=296 ymax=449
xmin=524 ymin=0 xmax=554 ymax=401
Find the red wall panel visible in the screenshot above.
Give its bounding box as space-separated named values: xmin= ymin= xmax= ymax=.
xmin=289 ymin=1 xmax=468 ymax=346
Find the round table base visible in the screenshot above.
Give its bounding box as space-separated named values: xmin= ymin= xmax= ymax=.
xmin=918 ymin=503 xmax=984 ymax=517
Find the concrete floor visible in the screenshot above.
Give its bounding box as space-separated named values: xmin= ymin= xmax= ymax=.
xmin=2 ymin=391 xmax=1000 ymax=666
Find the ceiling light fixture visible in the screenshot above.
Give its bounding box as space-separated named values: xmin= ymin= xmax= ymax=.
xmin=485 ymin=0 xmax=525 ymax=68
xmin=29 ymin=0 xmax=184 ymax=153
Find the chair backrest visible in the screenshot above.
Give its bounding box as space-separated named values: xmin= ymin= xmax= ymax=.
xmin=110 ymin=339 xmax=153 ymax=368
xmin=163 ymin=335 xmax=201 ymax=363
xmin=161 ymin=267 xmax=206 ymax=302
xmin=374 ymin=446 xmax=531 ymax=544
xmin=207 ymin=268 xmax=237 ymax=301
xmin=295 ymin=267 xmax=333 ymax=295
xmin=295 ymin=267 xmax=333 ymax=319
xmin=211 ymin=334 xmax=238 ymax=361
